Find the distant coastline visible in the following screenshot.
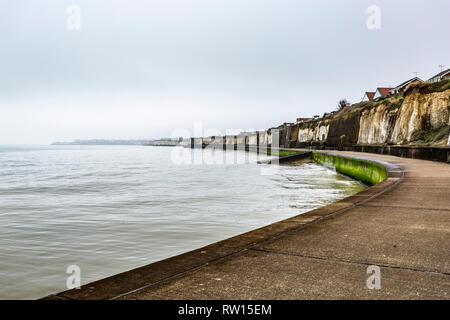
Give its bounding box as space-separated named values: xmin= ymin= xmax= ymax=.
xmin=51 ymin=139 xmax=180 ymax=146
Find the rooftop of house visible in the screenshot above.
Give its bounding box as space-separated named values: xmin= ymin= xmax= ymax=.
xmin=428 ymin=68 xmax=450 ymax=80
xmin=364 ymin=92 xmax=375 ymax=101
xmin=392 ymin=77 xmax=423 ymax=90
xmin=376 ymin=87 xmax=393 ymax=97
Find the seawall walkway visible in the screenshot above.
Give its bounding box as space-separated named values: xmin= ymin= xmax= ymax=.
xmin=45 ymin=151 xmax=450 ymax=300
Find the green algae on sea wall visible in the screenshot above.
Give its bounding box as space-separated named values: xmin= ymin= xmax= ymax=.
xmin=267 ymin=150 xmax=303 ymax=157
xmin=312 ymin=152 xmax=387 ymax=186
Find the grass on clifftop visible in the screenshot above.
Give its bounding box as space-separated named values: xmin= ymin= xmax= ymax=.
xmin=404 ymin=79 xmax=450 ymax=96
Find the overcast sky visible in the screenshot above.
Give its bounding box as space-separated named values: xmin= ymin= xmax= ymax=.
xmin=1 ymin=0 xmax=449 ymax=144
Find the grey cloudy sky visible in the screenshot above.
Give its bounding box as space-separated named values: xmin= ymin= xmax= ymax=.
xmin=1 ymin=0 xmax=449 ymax=144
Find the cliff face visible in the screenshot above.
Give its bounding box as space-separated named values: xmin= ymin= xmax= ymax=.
xmin=326 ymin=111 xmax=361 ymax=147
xmin=358 ymin=101 xmax=400 ymax=145
xmin=390 ymin=90 xmax=450 ymax=144
xmin=298 ymin=120 xmax=330 ymax=143
xmin=358 ymin=89 xmax=450 ymax=145
xmin=292 ymin=82 xmax=450 ymax=148
xmin=296 ymin=110 xmax=361 ymax=148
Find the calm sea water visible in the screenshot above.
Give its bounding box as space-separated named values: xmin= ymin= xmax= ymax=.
xmin=0 ymin=145 xmax=365 ymax=299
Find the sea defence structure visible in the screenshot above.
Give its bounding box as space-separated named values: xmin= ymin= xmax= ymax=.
xmin=312 ymin=152 xmax=387 ymax=186
xmin=43 ymin=150 xmax=450 ymax=300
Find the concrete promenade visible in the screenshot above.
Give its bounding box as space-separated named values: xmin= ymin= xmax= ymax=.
xmin=46 ymin=151 xmax=450 ymax=300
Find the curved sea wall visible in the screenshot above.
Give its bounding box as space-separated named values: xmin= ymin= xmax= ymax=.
xmin=312 ymin=152 xmax=387 ymax=186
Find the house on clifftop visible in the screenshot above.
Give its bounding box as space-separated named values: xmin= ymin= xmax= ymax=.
xmin=373 ymin=87 xmax=393 ymax=100
xmin=296 ymin=117 xmax=311 ymax=123
xmin=428 ymin=68 xmax=450 ymax=83
xmin=361 ymin=91 xmax=375 ymax=102
xmin=390 ymin=77 xmax=423 ymax=95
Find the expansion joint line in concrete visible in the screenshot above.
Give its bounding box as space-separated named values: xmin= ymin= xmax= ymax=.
xmin=54 ymin=294 xmax=75 ymax=300
xmin=249 ymin=248 xmax=450 ymax=276
xmin=360 ymin=204 xmax=450 ymax=212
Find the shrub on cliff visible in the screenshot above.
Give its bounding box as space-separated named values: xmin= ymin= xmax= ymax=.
xmin=337 ymin=99 xmax=350 ymax=111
